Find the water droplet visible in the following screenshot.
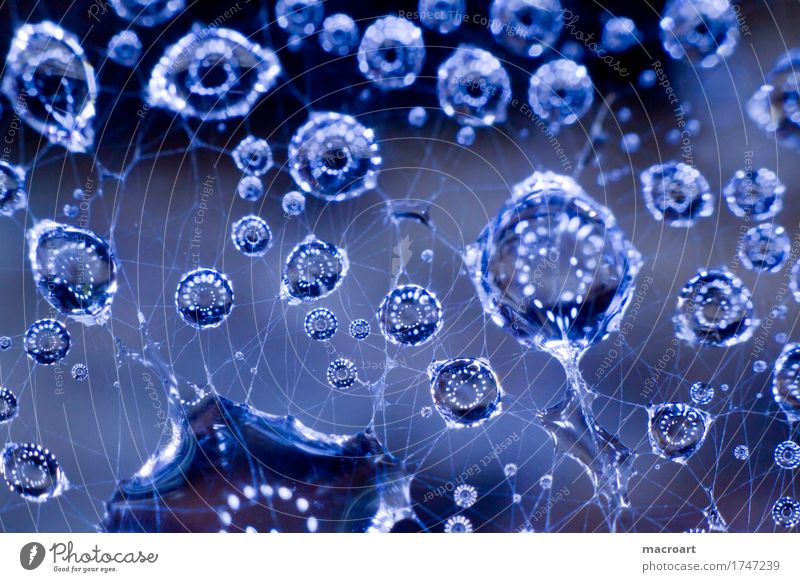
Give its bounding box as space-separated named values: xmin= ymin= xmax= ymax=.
xmin=358 ymin=16 xmax=425 ymax=90
xmin=0 ymin=336 xmax=11 ymax=351
xmin=0 ymin=161 xmax=27 ymax=217
xmin=276 ymin=0 xmax=324 ymax=36
xmin=1 ymin=22 xmax=97 ymax=152
xmin=660 ymin=0 xmax=739 ymax=68
xmin=107 ymin=30 xmax=142 ymax=67
xmin=456 ymin=126 xmax=476 ymax=146
xmin=503 ymin=463 xmax=517 ymax=478
xmin=2 ymin=442 xmax=68 ymax=502
xmin=420 ymin=406 xmax=432 ymax=418
xmin=378 ymin=284 xmax=443 ymax=346
xmin=237 ymin=176 xmax=264 ymax=201
xmin=408 ymin=106 xmax=428 ymax=127
xmin=281 ymin=236 xmax=349 ymax=303
xmin=0 ymin=387 xmax=19 ymax=423
xmin=289 ymin=112 xmax=381 ymax=201
xmin=454 ymin=484 xmax=477 ymax=508
xmin=147 ymin=28 xmax=281 ymax=120
xmin=110 ymin=0 xmax=185 ymax=26
xmin=232 ymin=136 xmax=274 ymax=177
xmin=429 ymin=357 xmax=503 ymax=428
xmin=738 ymin=223 xmax=790 ymax=273
xmin=420 ymin=0 xmax=465 ymax=34
xmin=647 ymin=402 xmax=711 ymax=463
xmin=771 ymin=497 xmax=800 ymax=528
xmin=327 ymin=358 xmax=357 ymax=390
xmin=539 ymin=474 xmax=553 ymax=489
xmin=438 ymin=45 xmax=511 ymax=127
xmin=28 ymin=221 xmax=118 ymax=324
xmin=444 ymin=514 xmax=473 ymax=533
xmin=640 ymin=162 xmax=714 ymax=227
xmin=753 ymin=360 xmax=768 ymax=374
xmin=231 ymin=215 xmax=272 ymax=257
xmin=773 ymin=440 xmax=800 ymax=469
xmin=674 ymin=268 xmax=759 ymax=347
xmin=601 ymin=16 xmax=641 ymax=52
xmin=348 ymin=318 xmax=370 ymax=340
xmin=304 ymin=308 xmax=338 ymax=341
xmin=24 ymin=319 xmax=70 ymax=365
xmin=748 ymin=51 xmax=800 ymax=149
xmin=620 ymin=133 xmax=641 ymax=153
xmin=282 ymin=191 xmax=306 ymax=216
xmin=319 ymin=13 xmax=359 ymax=55
xmin=723 ymin=168 xmax=784 ymax=220
xmin=71 ymin=363 xmax=88 ymax=381
xmin=528 ymin=59 xmax=593 ymax=127
xmin=689 ymin=382 xmax=714 ymax=405
xmin=489 ymin=0 xmax=562 ymax=58
xmin=733 ymin=444 xmax=749 ymax=461
xmin=638 ymin=69 xmax=656 ymax=88
xmin=175 ymin=268 xmax=234 ymax=329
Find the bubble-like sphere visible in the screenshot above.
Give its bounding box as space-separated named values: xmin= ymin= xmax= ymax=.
xmin=647 ymin=403 xmax=711 ymax=464
xmin=282 ymin=191 xmax=306 ymax=216
xmin=640 ymin=162 xmax=714 ymax=227
xmin=304 ymin=308 xmax=338 ymax=341
xmin=723 ymin=168 xmax=784 ymax=221
xmin=674 ymin=268 xmax=758 ymax=347
xmin=1 ymin=22 xmax=97 ymax=152
xmin=444 ymin=515 xmax=473 ymax=533
xmin=774 ymin=440 xmax=800 ymax=470
xmin=429 ymin=358 xmax=503 ymax=428
xmin=320 ymin=13 xmax=359 ymax=55
xmin=660 ymin=0 xmax=739 ymax=69
xmin=24 ymin=319 xmax=70 ymax=365
xmin=771 ymin=497 xmax=800 ymax=528
xmin=738 ymin=223 xmax=790 ymax=273
xmin=0 ymin=160 xmax=27 ymax=217
xmin=453 ymin=484 xmax=477 ymax=508
xmin=110 ymin=0 xmax=184 ymax=27
xmin=733 ymin=444 xmax=749 ymax=461
xmin=0 ymin=336 xmax=10 ymax=350
xmin=1 ymin=442 xmax=67 ymax=502
xmin=232 ymin=136 xmax=274 ymax=177
xmin=748 ymin=51 xmax=800 ymax=149
xmin=539 ymin=474 xmax=553 ymax=489
xmin=175 ymin=268 xmax=234 ymax=329
xmin=231 ymin=215 xmax=272 ymax=257
xmin=527 ymin=59 xmax=593 ymax=128
xmin=490 ymin=0 xmax=562 ymax=58
xmin=71 ymin=363 xmax=88 ymax=382
xmin=276 ymin=0 xmax=324 ymax=36
xmin=0 ymin=387 xmax=19 ymax=423
xmin=28 ymin=221 xmax=118 ymax=323
xmin=408 ymin=107 xmax=428 ymax=127
xmin=147 ymin=28 xmax=281 ymax=120
xmin=378 ymin=284 xmax=443 ymax=346
xmin=358 ymin=16 xmax=425 ymax=90
xmin=503 ymin=463 xmax=518 ymax=477
xmin=437 ymin=45 xmax=511 ymax=127
xmin=282 ymin=236 xmax=349 ymax=303
xmin=419 ymin=0 xmax=466 ymax=35
xmin=327 ymin=358 xmax=357 ymax=390
xmin=468 ymin=171 xmax=641 ymax=358
xmin=237 ymin=176 xmax=264 ymax=201
xmin=601 ymin=17 xmax=641 ymax=53
xmin=349 ymin=319 xmax=371 ymax=340
xmin=107 ymin=31 xmax=142 ymax=67
xmin=289 ymin=112 xmax=381 ymax=202
xmin=689 ymin=382 xmax=714 ymax=405
xmin=753 ymin=360 xmax=768 ymax=373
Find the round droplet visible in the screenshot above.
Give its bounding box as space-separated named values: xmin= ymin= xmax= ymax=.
xmin=408 ymin=106 xmax=428 ymax=127
xmin=111 ymin=0 xmax=184 ymax=26
xmin=773 ymin=440 xmax=800 ymax=470
xmin=281 ymin=236 xmax=349 ymax=303
xmin=723 ymin=168 xmax=784 ymax=221
xmin=437 ymin=45 xmax=511 ymax=127
xmin=282 ymin=191 xmax=306 ymax=216
xmin=601 ymin=17 xmax=641 ymax=52
xmin=348 ymin=319 xmax=370 ymax=340
xmin=454 ymin=484 xmax=477 ymax=508
xmin=660 ymin=0 xmax=739 ymax=68
xmin=24 ymin=319 xmax=70 ymax=365
xmin=456 ymin=126 xmax=476 ymax=146
xmin=289 ymin=112 xmax=381 ymax=202
xmin=420 ymin=0 xmax=465 ymax=34
xmin=733 ymin=444 xmax=749 ymax=461
xmin=0 ymin=387 xmax=19 ymax=423
xmin=420 ymin=406 xmax=433 ymax=418
xmin=738 ymin=223 xmax=790 ymax=273
xmin=689 ymin=382 xmax=714 ymax=405
xmin=647 ymin=402 xmax=711 ymax=463
xmin=175 ymin=268 xmax=235 ymax=329
xmin=28 ymin=221 xmax=118 ymax=323
xmin=0 ymin=160 xmax=27 ymax=217
xmin=71 ymin=363 xmax=88 ymax=381
xmin=753 ymin=360 xmax=768 ymax=373
xmin=429 ymin=357 xmax=502 ymax=428
xmin=489 ymin=0 xmax=563 ymax=58
xmin=528 ymin=59 xmax=593 ymax=127
xmin=378 ymin=284 xmax=443 ymax=346
xmin=319 ymin=13 xmax=359 ymax=55
xmin=640 ymin=162 xmax=714 ymax=227
xmin=444 ymin=515 xmax=473 ymax=533
xmin=276 ymin=0 xmax=324 ymax=35
xmin=231 ymin=215 xmax=272 ymax=257
xmin=304 ymin=308 xmax=338 ymax=341
xmin=107 ymin=30 xmax=142 ymax=67
xmin=0 ymin=336 xmax=12 ymax=350
xmin=468 ymin=171 xmax=641 ymax=358
xmin=674 ymin=268 xmax=758 ymax=347
xmin=539 ymin=474 xmax=553 ymax=489
xmin=233 ymin=136 xmax=274 ymax=177
xmin=748 ymin=51 xmax=800 ymax=149
xmin=237 ymin=176 xmax=264 ymax=201
xmin=771 ymin=497 xmax=800 ymax=528
xmin=327 ymin=358 xmax=357 ymax=390
xmin=1 ymin=442 xmax=67 ymax=502
xmin=358 ymin=16 xmax=425 ymax=90
xmin=503 ymin=463 xmax=518 ymax=477
xmin=421 ymin=249 xmax=434 ymax=263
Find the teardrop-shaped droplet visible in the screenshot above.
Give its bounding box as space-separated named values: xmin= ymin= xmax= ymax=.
xmin=1 ymin=442 xmax=68 ymax=502
xmin=1 ymin=22 xmax=97 ymax=152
